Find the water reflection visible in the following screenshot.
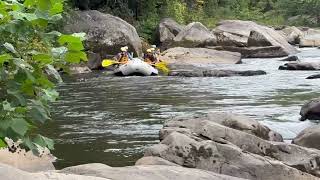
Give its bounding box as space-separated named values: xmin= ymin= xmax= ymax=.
xmin=41 ymin=48 xmax=320 ymax=169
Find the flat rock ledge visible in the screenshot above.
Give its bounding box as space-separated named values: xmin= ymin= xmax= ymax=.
xmin=141 ymin=112 xmax=320 ymax=180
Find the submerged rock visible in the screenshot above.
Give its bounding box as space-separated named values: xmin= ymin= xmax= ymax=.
xmin=307 ymin=74 xmax=320 ymax=79
xmin=162 ymin=47 xmax=241 ymax=65
xmin=279 ymin=56 xmax=299 ymax=62
xmin=215 ymin=20 xmax=298 ymax=55
xmin=60 ymin=163 xmax=244 ymax=180
xmin=279 ymin=62 xmax=320 ymax=70
xmin=293 ymin=125 xmax=320 ymax=150
xmin=173 ymin=22 xmax=217 ymax=48
xmin=300 ymin=98 xmax=320 ymax=121
xmin=63 ymin=10 xmax=142 ymax=68
xmin=143 ymin=112 xmax=320 ymax=179
xmin=211 ymin=46 xmax=288 ymax=58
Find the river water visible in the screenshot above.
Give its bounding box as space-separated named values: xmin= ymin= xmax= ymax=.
xmin=41 ymin=48 xmax=320 ymax=169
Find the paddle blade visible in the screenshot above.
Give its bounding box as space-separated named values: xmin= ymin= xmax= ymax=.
xmin=102 ymin=59 xmax=116 ymax=68
xmin=155 ymin=61 xmax=170 ymax=75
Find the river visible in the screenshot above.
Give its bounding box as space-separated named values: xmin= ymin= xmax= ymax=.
xmin=41 ymin=48 xmax=320 ymax=169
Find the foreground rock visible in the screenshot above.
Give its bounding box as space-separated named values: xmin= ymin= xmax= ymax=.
xmin=60 ymin=163 xmax=244 ymax=180
xmin=279 ymin=62 xmax=320 ymax=70
xmin=169 ymin=64 xmax=266 ymax=77
xmin=293 ymin=125 xmax=320 ymax=150
xmin=211 ymin=46 xmax=287 ymax=58
xmin=162 ymin=47 xmax=241 ymax=65
xmin=157 ymin=18 xmax=184 ymax=50
xmin=279 ymin=55 xmax=299 ymax=62
xmin=215 ymin=20 xmax=298 ymax=55
xmin=0 ymin=163 xmax=106 ymax=180
xmin=63 ymin=10 xmax=142 ymax=69
xmin=143 ymin=112 xmax=320 ymax=179
xmin=307 ymin=74 xmax=320 ymax=79
xmin=173 ymin=22 xmax=217 ymax=48
xmin=300 ymin=98 xmax=320 ymax=121
xmin=300 ymin=28 xmax=320 ymax=47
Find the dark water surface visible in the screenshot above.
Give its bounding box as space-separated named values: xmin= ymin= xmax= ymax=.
xmin=41 ymin=48 xmax=320 ymax=169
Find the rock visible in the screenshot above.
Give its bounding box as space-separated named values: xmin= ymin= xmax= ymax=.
xmin=173 ymin=22 xmax=217 ymax=48
xmin=248 ymin=30 xmax=273 ymax=47
xmin=0 ymin=147 xmax=55 ymax=172
xmin=146 ymin=132 xmax=318 ymax=180
xmin=157 ymin=18 xmax=184 ymax=50
xmin=215 ymin=20 xmax=298 ymax=55
xmin=300 ymin=98 xmax=320 ymax=121
xmin=161 ymin=47 xmax=241 ymax=65
xmin=69 ymin=65 xmax=92 ymax=74
xmin=60 ymin=163 xmax=245 ymax=180
xmin=280 ymin=26 xmax=304 ymax=45
xmin=293 ymin=125 xmax=320 ymax=150
xmin=63 ymin=10 xmax=142 ymax=58
xmin=307 ymin=74 xmax=320 ymax=79
xmin=135 ymin=156 xmax=180 ymax=166
xmin=210 ymin=46 xmax=288 ymax=58
xmin=279 ymin=56 xmax=299 ymax=62
xmin=87 ymin=51 xmax=102 ymax=70
xmin=0 ymin=163 xmax=108 ymax=180
xmin=300 ymin=29 xmax=320 ymax=47
xmin=214 ymin=31 xmax=247 ymax=47
xmin=145 ymin=112 xmax=320 ymax=178
xmin=279 ymin=62 xmax=320 ymax=70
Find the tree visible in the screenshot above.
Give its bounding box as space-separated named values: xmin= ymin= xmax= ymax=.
xmin=0 ymin=0 xmax=86 ymax=152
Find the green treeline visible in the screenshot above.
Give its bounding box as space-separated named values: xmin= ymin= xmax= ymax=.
xmin=71 ymin=0 xmax=320 ymax=41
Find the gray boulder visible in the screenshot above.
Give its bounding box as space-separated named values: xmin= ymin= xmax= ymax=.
xmin=215 ymin=20 xmax=298 ymax=55
xmin=280 ymin=26 xmax=304 ymax=45
xmin=157 ymin=18 xmax=184 ymax=50
xmin=173 ymin=22 xmax=217 ymax=48
xmin=161 ymin=47 xmax=241 ymax=65
xmin=135 ymin=156 xmax=180 ymax=166
xmin=63 ymin=10 xmax=142 ymax=69
xmin=280 ymin=56 xmax=299 ymax=62
xmin=211 ymin=46 xmax=288 ymax=58
xmin=279 ymin=62 xmax=320 ymax=70
xmin=300 ymin=98 xmax=320 ymax=121
xmin=293 ymin=125 xmax=320 ymax=150
xmin=300 ymin=29 xmax=320 ymax=47
xmin=214 ymin=31 xmax=247 ymax=47
xmin=60 ymin=163 xmax=245 ymax=180
xmin=145 ymin=112 xmax=320 ymax=179
xmin=247 ymin=30 xmax=273 ymax=47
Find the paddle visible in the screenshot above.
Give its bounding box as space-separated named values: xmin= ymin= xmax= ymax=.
xmin=101 ymin=59 xmax=120 ymax=68
xmin=154 ymin=61 xmax=170 ymax=75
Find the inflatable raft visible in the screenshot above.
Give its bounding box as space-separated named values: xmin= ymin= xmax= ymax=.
xmin=114 ymin=58 xmax=159 ymax=76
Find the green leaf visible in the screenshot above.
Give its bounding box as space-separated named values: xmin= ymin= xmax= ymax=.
xmin=0 ymin=139 xmax=7 ymax=148
xmin=10 ymin=118 xmax=29 ymax=136
xmin=34 ymin=134 xmax=54 ymax=150
xmin=33 ymin=54 xmax=53 ymax=65
xmin=29 ymin=100 xmax=50 ymax=123
xmin=68 ymin=42 xmax=84 ymax=51
xmin=65 ymin=51 xmax=87 ymax=63
xmin=23 ymin=0 xmax=36 ymax=7
xmin=50 ymin=3 xmax=63 ymax=15
xmin=3 ymin=101 xmax=15 ymax=111
xmin=7 ymin=89 xmax=27 ymax=106
xmin=0 ymin=54 xmax=12 ymax=64
xmin=58 ymin=35 xmax=82 ymax=45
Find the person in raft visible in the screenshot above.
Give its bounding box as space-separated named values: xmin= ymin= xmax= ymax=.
xmin=114 ymin=46 xmax=133 ymax=64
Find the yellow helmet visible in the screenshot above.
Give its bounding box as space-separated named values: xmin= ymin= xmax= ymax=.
xmin=146 ymin=49 xmax=152 ymax=53
xmin=150 ymin=48 xmax=155 ymax=51
xmin=121 ymin=47 xmax=127 ymax=52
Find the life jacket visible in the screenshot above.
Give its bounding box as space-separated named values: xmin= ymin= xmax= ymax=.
xmin=119 ymin=52 xmax=129 ymax=63
xmin=144 ymin=53 xmax=156 ymax=64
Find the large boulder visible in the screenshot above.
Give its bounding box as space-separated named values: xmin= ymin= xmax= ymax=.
xmin=173 ymin=22 xmax=217 ymax=48
xmin=279 ymin=26 xmax=304 ymax=45
xmin=144 ymin=112 xmax=320 ymax=179
xmin=293 ymin=125 xmax=320 ymax=150
xmin=63 ymin=10 xmax=142 ymax=69
xmin=215 ymin=20 xmax=298 ymax=55
xmin=211 ymin=46 xmax=288 ymax=58
xmin=161 ymin=47 xmax=241 ymax=65
xmin=300 ymin=29 xmax=320 ymax=47
xmin=157 ymin=18 xmax=184 ymax=50
xmin=60 ymin=163 xmax=245 ymax=180
xmin=279 ymin=62 xmax=320 ymax=70
xmin=214 ymin=31 xmax=247 ymax=47
xmin=300 ymin=98 xmax=320 ymax=121
xmin=0 ymin=163 xmax=107 ymax=180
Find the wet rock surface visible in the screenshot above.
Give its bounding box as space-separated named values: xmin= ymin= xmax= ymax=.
xmin=279 ymin=62 xmax=320 ymax=70
xmin=300 ymin=98 xmax=320 ymax=121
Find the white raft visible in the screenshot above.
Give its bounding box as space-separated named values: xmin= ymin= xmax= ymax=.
xmin=114 ymin=58 xmax=158 ymax=76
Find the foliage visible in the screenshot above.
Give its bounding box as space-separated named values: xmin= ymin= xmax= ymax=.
xmin=0 ymin=0 xmax=86 ymax=152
